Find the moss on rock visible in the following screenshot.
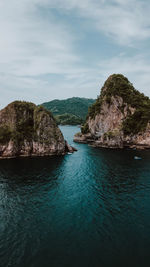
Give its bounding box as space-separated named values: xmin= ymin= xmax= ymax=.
xmin=0 ymin=126 xmax=12 ymax=144
xmin=0 ymin=101 xmax=66 ymax=157
xmin=84 ymin=74 xmax=150 ymax=135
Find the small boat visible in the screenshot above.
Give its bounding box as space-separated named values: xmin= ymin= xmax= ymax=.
xmin=134 ymin=156 xmax=142 ymax=160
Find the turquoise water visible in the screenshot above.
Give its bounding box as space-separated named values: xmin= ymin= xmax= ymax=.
xmin=1 ymin=126 xmax=150 ymax=267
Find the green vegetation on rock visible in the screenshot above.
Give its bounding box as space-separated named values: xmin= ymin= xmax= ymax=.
xmin=101 ymin=74 xmax=150 ymax=108
xmin=0 ymin=101 xmax=35 ymax=145
xmin=0 ymin=126 xmax=12 ymax=144
xmin=81 ymin=122 xmax=89 ymax=134
xmin=85 ymin=74 xmax=150 ymax=135
xmin=88 ymin=97 xmax=103 ymax=119
xmin=0 ymin=100 xmax=72 ymax=157
xmin=41 ymin=97 xmax=95 ymax=125
xmin=122 ymin=109 xmax=150 ymax=135
xmin=55 ymin=113 xmax=83 ymax=125
xmin=0 ymin=101 xmax=60 ymax=146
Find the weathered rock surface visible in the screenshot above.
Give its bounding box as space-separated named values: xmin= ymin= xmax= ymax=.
xmin=74 ymin=74 xmax=150 ymax=149
xmin=0 ymin=101 xmax=76 ymax=158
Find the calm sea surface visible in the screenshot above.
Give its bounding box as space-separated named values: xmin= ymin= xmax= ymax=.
xmin=1 ymin=126 xmax=150 ymax=267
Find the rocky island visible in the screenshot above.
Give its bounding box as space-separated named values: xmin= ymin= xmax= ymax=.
xmin=74 ymin=74 xmax=150 ymax=149
xmin=0 ymin=101 xmax=76 ymax=158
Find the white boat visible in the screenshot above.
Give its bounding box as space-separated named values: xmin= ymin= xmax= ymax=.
xmin=134 ymin=156 xmax=142 ymax=160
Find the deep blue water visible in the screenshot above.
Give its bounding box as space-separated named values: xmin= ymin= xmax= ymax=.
xmin=1 ymin=126 xmax=150 ymax=267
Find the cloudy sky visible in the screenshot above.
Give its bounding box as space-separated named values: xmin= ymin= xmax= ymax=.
xmin=0 ymin=0 xmax=150 ymax=108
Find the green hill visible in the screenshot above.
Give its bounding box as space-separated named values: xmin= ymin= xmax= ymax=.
xmin=41 ymin=97 xmax=95 ymax=125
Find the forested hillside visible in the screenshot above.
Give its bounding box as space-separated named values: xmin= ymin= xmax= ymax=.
xmin=41 ymin=97 xmax=95 ymax=125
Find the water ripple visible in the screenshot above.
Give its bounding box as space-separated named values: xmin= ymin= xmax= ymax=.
xmin=1 ymin=126 xmax=150 ymax=267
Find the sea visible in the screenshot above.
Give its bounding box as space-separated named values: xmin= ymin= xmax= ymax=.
xmin=1 ymin=126 xmax=150 ymax=267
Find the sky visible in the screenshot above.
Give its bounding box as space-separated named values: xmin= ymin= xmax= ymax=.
xmin=0 ymin=0 xmax=150 ymax=108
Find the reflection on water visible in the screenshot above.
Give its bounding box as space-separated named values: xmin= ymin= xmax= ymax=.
xmin=0 ymin=126 xmax=150 ymax=267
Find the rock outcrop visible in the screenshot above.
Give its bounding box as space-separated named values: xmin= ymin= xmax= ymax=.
xmin=74 ymin=74 xmax=150 ymax=149
xmin=0 ymin=101 xmax=76 ymax=158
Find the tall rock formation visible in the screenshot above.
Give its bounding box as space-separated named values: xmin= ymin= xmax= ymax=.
xmin=0 ymin=101 xmax=75 ymax=158
xmin=74 ymin=74 xmax=150 ymax=149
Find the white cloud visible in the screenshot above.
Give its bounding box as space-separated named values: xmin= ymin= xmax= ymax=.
xmin=0 ymin=0 xmax=80 ymax=107
xmin=44 ymin=0 xmax=150 ymax=45
xmin=0 ymin=0 xmax=150 ymax=108
xmin=97 ymin=54 xmax=150 ymax=96
xmin=0 ymin=0 xmax=78 ymax=75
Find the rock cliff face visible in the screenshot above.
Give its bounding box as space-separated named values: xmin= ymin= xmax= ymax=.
xmin=74 ymin=74 xmax=150 ymax=149
xmin=0 ymin=101 xmax=75 ymax=158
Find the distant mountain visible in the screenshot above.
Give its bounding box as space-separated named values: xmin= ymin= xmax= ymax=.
xmin=41 ymin=97 xmax=95 ymax=125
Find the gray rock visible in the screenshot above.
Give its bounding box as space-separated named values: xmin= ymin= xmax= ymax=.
xmin=0 ymin=101 xmax=76 ymax=158
xmin=74 ymin=74 xmax=150 ymax=149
